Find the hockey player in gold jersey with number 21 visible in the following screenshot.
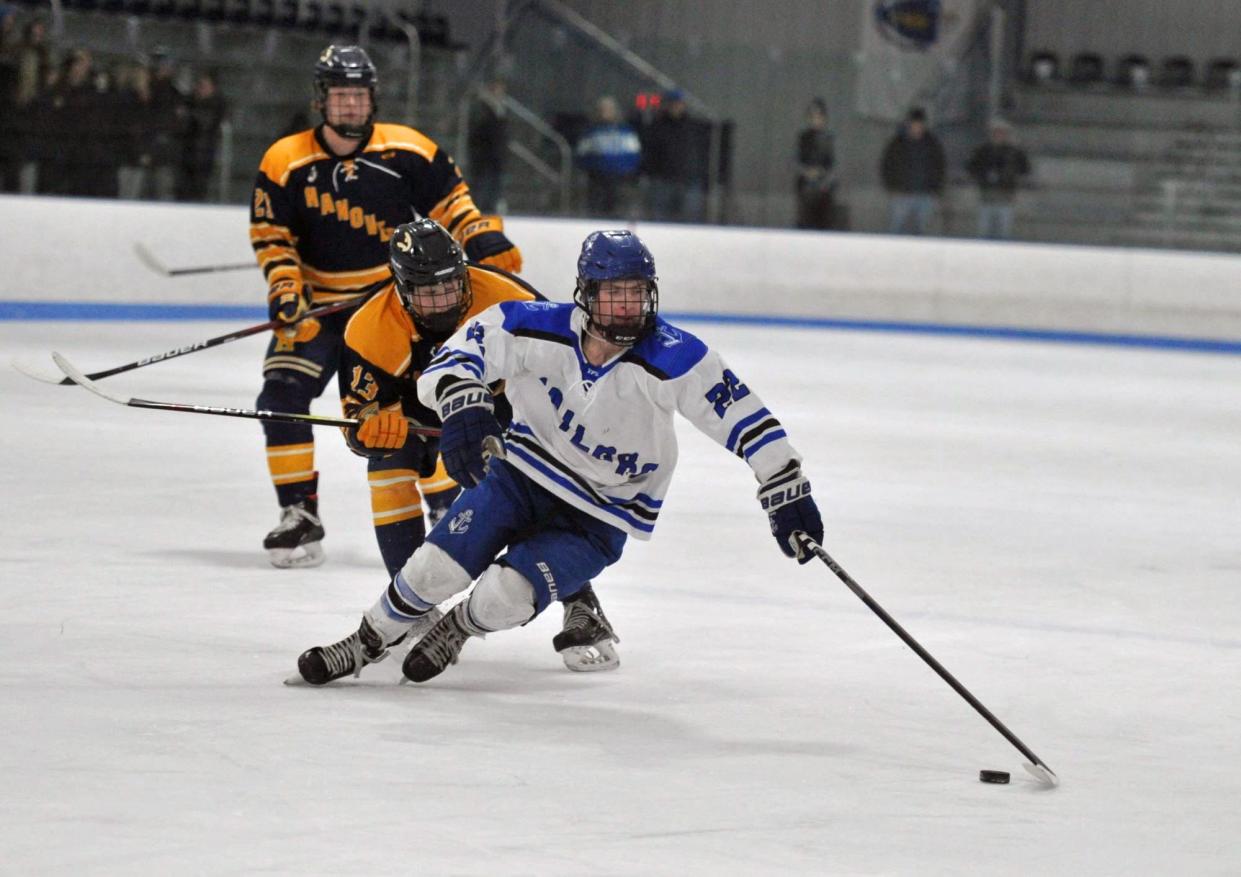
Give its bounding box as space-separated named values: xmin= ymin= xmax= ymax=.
xmin=249 ymin=44 xmax=522 ymax=569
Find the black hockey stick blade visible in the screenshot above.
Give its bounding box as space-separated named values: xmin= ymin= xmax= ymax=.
xmin=792 ymin=531 xmax=1059 ymax=788
xmin=51 ymin=351 xmax=440 ymax=436
xmin=133 ymin=242 xmax=254 ymax=277
xmin=16 ymin=297 xmax=367 ymax=387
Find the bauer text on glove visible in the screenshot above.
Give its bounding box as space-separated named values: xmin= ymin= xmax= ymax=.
xmin=437 ymin=379 xmax=503 ymax=487
xmin=758 ymin=462 xmax=824 ymax=564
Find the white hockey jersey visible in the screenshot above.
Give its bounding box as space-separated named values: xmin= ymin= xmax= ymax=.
xmin=419 ymin=301 xmax=803 ymax=540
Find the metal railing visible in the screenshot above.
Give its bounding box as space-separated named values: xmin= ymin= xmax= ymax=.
xmin=456 ymin=88 xmax=573 ymax=214
xmin=464 ymin=0 xmax=726 ymax=222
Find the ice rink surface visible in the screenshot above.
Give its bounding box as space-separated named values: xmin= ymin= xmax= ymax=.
xmin=2 ymin=318 xmax=1239 ymax=875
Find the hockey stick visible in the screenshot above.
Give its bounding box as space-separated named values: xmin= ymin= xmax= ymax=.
xmin=134 ymin=242 xmax=255 ymax=277
xmin=51 ymin=351 xmax=441 ymax=437
xmin=13 ymin=297 xmax=367 ymax=386
xmin=792 ymin=532 xmax=1060 ymax=787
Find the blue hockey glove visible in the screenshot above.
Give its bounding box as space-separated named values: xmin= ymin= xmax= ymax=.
xmin=438 ymin=381 xmax=503 ymax=488
xmin=758 ymin=463 xmax=824 ymax=564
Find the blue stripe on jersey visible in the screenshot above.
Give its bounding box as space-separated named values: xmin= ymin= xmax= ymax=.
xmin=624 ymin=317 xmax=709 ymax=380
xmin=743 ymin=428 xmax=787 ymax=460
xmin=505 ymin=442 xmax=657 ymax=534
xmin=424 ymin=349 xmax=483 ymax=380
xmin=726 ymin=408 xmax=772 ymax=453
xmin=498 ymin=300 xmax=577 ymax=341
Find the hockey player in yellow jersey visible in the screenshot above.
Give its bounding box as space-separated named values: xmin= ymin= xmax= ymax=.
xmin=251 ymin=44 xmax=522 ymax=569
xmin=339 ymin=219 xmax=619 ymax=672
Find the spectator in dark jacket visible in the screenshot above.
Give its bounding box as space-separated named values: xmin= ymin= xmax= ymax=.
xmin=642 ymin=89 xmax=706 ymax=222
xmin=179 ymin=69 xmax=226 ymax=201
xmin=795 ymin=97 xmax=836 ymax=230
xmin=466 ymin=77 xmax=509 ymax=213
xmin=39 ymin=49 xmax=98 ymax=196
xmin=966 ymin=118 xmax=1030 ymax=240
xmin=880 ymin=106 xmax=946 ymax=235
xmin=147 ymin=50 xmax=187 ymax=201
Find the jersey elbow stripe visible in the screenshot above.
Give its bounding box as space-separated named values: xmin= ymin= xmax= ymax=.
xmin=735 ymin=416 xmax=783 ymax=457
xmin=742 ymin=429 xmax=788 ymax=461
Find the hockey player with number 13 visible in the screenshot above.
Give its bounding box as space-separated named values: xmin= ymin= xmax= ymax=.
xmin=296 ymin=230 xmax=824 ymax=685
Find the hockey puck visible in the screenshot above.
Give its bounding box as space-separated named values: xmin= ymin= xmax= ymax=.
xmin=979 ymin=770 xmax=1010 ymax=784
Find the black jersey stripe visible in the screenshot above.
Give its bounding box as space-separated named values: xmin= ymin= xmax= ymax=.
xmin=507 ymin=432 xmax=659 ymax=522
xmin=736 ymin=417 xmax=783 ymax=457
xmin=511 ymin=328 xmax=575 ymax=347
xmin=619 ymin=352 xmax=671 ymax=381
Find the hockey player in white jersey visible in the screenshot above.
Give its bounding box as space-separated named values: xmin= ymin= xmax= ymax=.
xmin=295 ymin=230 xmax=824 ymax=685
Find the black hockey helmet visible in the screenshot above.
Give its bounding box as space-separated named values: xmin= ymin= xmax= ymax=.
xmin=574 ymin=230 xmax=658 ymax=346
xmin=313 ymin=44 xmax=377 ymax=138
xmin=390 ymin=219 xmax=472 ymax=341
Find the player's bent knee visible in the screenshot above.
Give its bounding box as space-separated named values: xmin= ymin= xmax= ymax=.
xmin=400 ymin=542 xmax=471 ymax=605
xmin=468 ymin=564 xmax=536 ymax=632
xmin=257 ymin=371 xmax=315 ymax=411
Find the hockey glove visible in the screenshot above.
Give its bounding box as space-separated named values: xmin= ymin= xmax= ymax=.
xmin=268 ymin=278 xmax=311 ymax=323
xmin=357 ymin=407 xmax=409 ymax=451
xmin=758 ymin=462 xmax=823 ymax=564
xmin=459 ymin=215 xmax=523 ymax=274
xmin=438 ymin=380 xmax=503 ymax=488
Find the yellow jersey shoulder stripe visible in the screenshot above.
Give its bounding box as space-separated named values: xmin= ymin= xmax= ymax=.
xmin=366 ymin=124 xmax=439 ymax=162
xmin=258 ymin=129 xmax=328 ymax=187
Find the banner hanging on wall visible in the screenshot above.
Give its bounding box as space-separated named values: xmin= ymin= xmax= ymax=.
xmin=855 ymin=0 xmax=982 ymax=121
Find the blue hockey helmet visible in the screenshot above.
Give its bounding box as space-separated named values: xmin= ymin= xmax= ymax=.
xmin=574 ymin=230 xmax=658 ymax=346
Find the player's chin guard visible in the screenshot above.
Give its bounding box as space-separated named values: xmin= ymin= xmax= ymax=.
xmin=313 ymin=43 xmax=377 ymax=139
xmin=390 ymin=219 xmax=473 ymax=343
xmin=574 ymin=229 xmax=658 ymax=347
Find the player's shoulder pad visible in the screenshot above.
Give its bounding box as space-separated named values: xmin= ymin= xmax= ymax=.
xmin=494 ymin=300 xmax=576 ymax=345
xmin=466 ymin=262 xmax=544 ymax=313
xmin=621 ymin=317 xmax=709 ymax=380
xmin=258 ymin=129 xmax=326 ymax=186
xmin=366 ymin=123 xmax=440 ymax=162
xmin=344 ymin=284 xmax=415 ymax=375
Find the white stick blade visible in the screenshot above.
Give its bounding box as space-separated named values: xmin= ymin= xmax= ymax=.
xmin=133 ymin=242 xmax=170 ymax=276
xmin=51 ymin=352 xmax=131 ymax=406
xmin=1023 ymin=761 xmax=1059 ymax=787
xmin=11 ymin=356 xmax=69 ymax=385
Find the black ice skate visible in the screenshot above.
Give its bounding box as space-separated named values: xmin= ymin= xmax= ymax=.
xmin=553 ymin=583 xmax=620 ymax=672
xmin=295 ymin=617 xmax=389 ymax=685
xmin=264 ymin=497 xmax=325 ymax=569
xmin=402 ymin=603 xmax=474 ymax=683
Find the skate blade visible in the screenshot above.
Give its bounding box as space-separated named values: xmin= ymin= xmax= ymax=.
xmin=560 ymin=641 xmax=619 ymax=673
xmin=267 ymin=542 xmax=326 ymax=569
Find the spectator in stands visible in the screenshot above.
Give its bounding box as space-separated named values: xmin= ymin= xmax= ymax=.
xmin=466 ymin=77 xmax=509 ymax=213
xmin=89 ymin=64 xmax=122 ymax=199
xmin=179 ymin=69 xmax=226 ymax=201
xmin=10 ymin=15 xmax=50 ymax=193
xmin=880 ymin=106 xmax=945 ymax=235
xmin=795 ymin=97 xmax=836 ymax=230
xmin=642 ymin=88 xmax=706 ymax=223
xmin=0 ymin=4 xmax=21 ymax=191
xmin=966 ymin=118 xmax=1030 ymax=240
xmin=574 ymin=95 xmax=641 ymax=219
xmin=39 ymin=49 xmax=98 ymax=196
xmin=117 ymin=63 xmax=158 ymax=200
xmin=147 ymin=48 xmax=188 ymax=201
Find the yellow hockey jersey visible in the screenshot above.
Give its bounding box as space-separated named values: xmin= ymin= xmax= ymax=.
xmin=250 ymin=123 xmax=487 ymax=304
